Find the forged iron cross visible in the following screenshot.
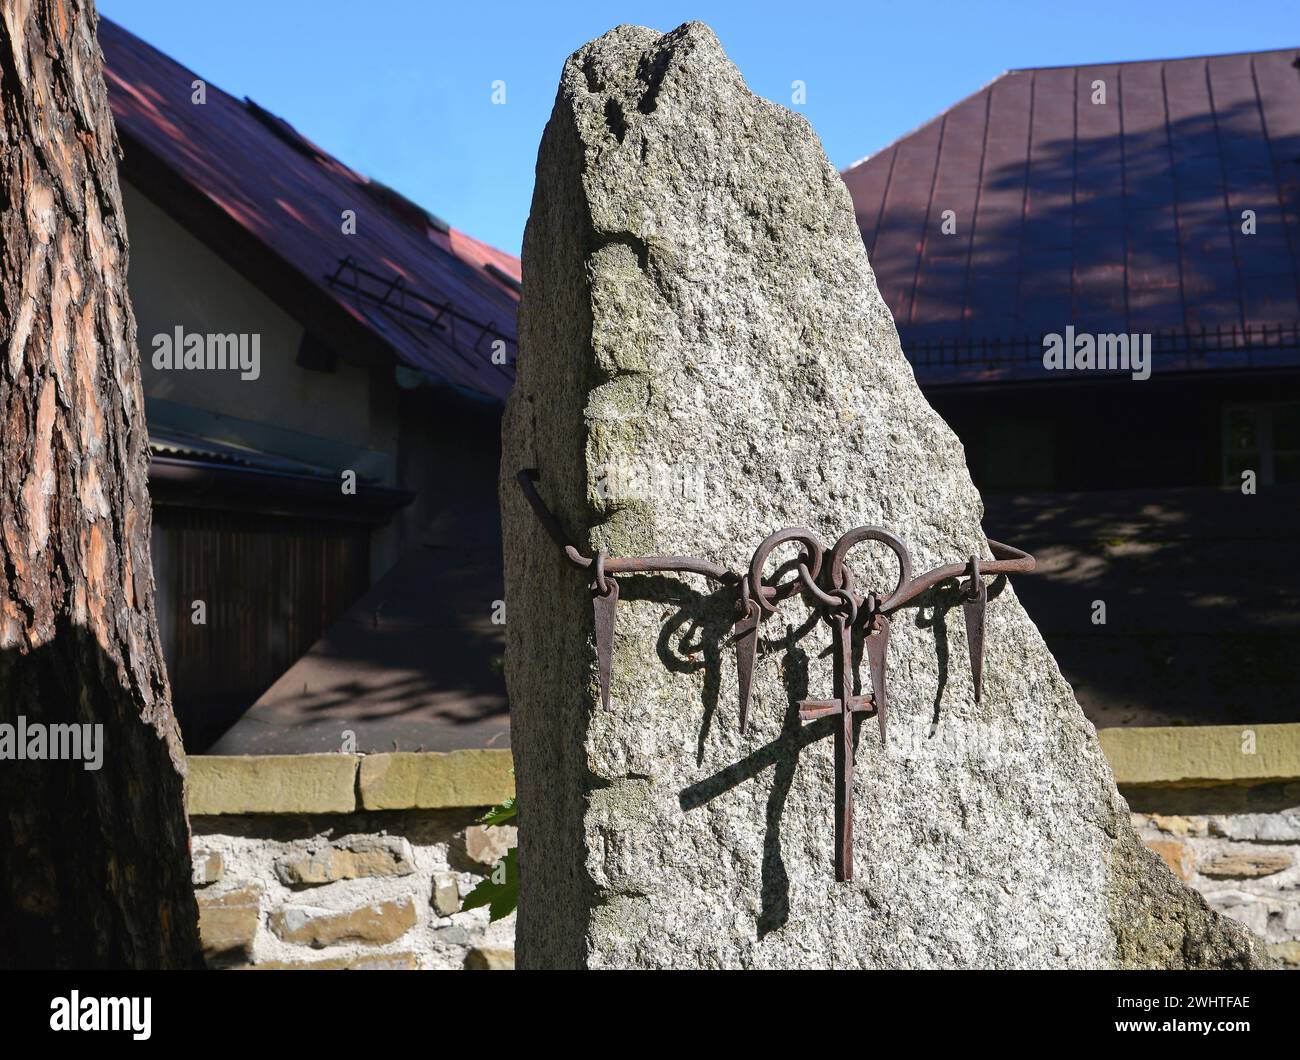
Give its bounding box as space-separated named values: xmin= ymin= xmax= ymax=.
xmin=785 ymin=525 xmax=906 ymax=882
xmin=796 ymin=607 xmax=890 ymax=883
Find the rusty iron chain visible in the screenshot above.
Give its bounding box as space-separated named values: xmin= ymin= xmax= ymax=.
xmin=516 ymin=467 xmax=1038 ymax=881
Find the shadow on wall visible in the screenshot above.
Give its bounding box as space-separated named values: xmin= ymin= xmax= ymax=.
xmin=203 ymin=524 xmax=509 ymax=756
xmin=984 ymin=484 xmax=1300 ymax=729
xmin=856 ymin=94 xmax=1300 ymax=359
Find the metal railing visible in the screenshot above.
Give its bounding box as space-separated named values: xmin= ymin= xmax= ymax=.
xmin=903 ymin=322 xmax=1300 ymax=374
xmin=325 ymin=255 xmax=517 ymax=372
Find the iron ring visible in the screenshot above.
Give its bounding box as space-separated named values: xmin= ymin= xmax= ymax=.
xmin=826 ymin=526 xmax=912 ymax=612
xmin=749 ymin=527 xmax=826 ymax=617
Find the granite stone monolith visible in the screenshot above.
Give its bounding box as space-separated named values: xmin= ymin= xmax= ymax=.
xmin=500 ymin=21 xmax=1270 ymax=969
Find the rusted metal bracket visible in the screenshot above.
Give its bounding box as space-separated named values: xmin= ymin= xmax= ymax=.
xmin=516 ymin=468 xmax=1037 ymax=881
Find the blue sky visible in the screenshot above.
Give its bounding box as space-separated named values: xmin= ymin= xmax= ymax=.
xmin=99 ymin=0 xmax=1296 ymax=255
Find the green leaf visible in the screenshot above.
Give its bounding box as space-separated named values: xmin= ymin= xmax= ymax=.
xmin=478 ymin=796 xmax=517 ymax=826
xmin=460 ymin=847 xmax=517 ymax=922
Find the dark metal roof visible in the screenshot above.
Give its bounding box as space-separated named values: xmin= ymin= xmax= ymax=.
xmin=99 ymin=18 xmax=518 ymax=403
xmin=148 ymin=426 xmax=335 ymax=478
xmin=842 ymin=48 xmax=1300 ymax=383
xmin=146 ymin=427 xmax=413 ymax=523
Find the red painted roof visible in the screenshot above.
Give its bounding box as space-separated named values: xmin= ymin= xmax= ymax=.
xmin=842 ymin=48 xmax=1300 ymax=381
xmin=99 ymin=18 xmax=518 ymax=403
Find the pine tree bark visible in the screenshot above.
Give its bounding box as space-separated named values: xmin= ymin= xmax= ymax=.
xmin=0 ymin=0 xmax=201 ymax=967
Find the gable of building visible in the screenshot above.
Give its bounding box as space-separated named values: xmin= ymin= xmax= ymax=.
xmin=99 ymin=16 xmax=519 ymax=405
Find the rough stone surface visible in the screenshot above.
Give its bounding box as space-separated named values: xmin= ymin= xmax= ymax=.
xmin=1145 ymin=839 xmax=1194 ymax=881
xmin=197 ymin=884 xmax=263 ymax=965
xmin=1212 ymin=812 xmax=1300 ymax=842
xmin=432 ymin=875 xmax=463 ymax=917
xmin=1199 ymin=851 xmax=1294 ymax=879
xmin=1206 ymin=890 xmax=1272 ymax=935
xmin=463 ymin=825 xmax=518 ymax=867
xmin=465 ymin=947 xmax=516 ymax=970
xmin=1149 ymin=815 xmax=1208 ymax=838
xmin=274 ymin=835 xmax=416 ymax=886
xmin=500 ymin=21 xmax=1271 ymax=969
xmin=269 ymin=896 xmax=418 ymax=948
xmin=347 ymin=951 xmax=421 ymax=970
xmin=192 ymin=847 xmax=225 ymax=886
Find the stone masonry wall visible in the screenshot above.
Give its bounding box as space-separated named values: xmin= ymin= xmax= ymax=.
xmin=1103 ymin=723 xmax=1300 ymax=968
xmin=191 ymin=810 xmax=516 ymax=970
xmin=1131 ymin=790 xmax=1300 ymax=968
xmin=188 ymin=796 xmax=1299 ymax=970
xmin=186 ymin=752 xmax=516 ymax=970
xmin=186 ymin=731 xmax=1300 ymax=970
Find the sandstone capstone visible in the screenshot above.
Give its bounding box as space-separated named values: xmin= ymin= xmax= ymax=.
xmin=358 ymin=751 xmax=514 ymax=810
xmin=187 ymin=754 xmax=357 ymax=815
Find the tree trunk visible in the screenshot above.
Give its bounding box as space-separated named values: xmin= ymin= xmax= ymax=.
xmin=0 ymin=0 xmax=201 ymax=968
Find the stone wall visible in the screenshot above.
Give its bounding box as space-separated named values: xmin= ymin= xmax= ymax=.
xmin=187 ymin=752 xmax=516 ymax=970
xmin=186 ymin=727 xmax=1300 ymax=969
xmin=1132 ymin=805 xmax=1299 ymax=966
xmin=1102 ymin=724 xmax=1300 ymax=968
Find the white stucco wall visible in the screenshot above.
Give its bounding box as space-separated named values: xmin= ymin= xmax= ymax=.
xmin=121 ymin=180 xmax=398 ymax=467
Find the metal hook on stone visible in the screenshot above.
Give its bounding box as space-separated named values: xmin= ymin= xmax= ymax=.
xmin=825 ymin=528 xmax=910 ymax=747
xmin=861 ymin=594 xmax=890 ymax=744
xmin=962 ymin=553 xmax=987 ymax=703
xmin=731 ymin=579 xmax=762 ymax=733
xmin=591 ymin=551 xmax=619 ymax=711
xmin=735 ymin=527 xmax=826 ymax=732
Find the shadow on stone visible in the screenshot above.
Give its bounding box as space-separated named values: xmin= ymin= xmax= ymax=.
xmin=637 ymin=564 xmax=1015 ymax=939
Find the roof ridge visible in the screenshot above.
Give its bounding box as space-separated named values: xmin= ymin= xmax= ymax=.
xmin=842 ymin=45 xmax=1300 ymax=175
xmin=841 ymin=70 xmax=1012 ymax=174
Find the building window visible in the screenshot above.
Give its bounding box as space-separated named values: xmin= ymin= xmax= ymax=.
xmin=1222 ymin=404 xmax=1300 ymax=486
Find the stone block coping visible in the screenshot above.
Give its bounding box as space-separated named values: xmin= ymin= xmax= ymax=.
xmin=185 ymin=726 xmax=1300 ymax=814
xmin=187 ymin=750 xmax=515 ymax=816
xmin=1099 ymin=723 xmax=1300 ymax=788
